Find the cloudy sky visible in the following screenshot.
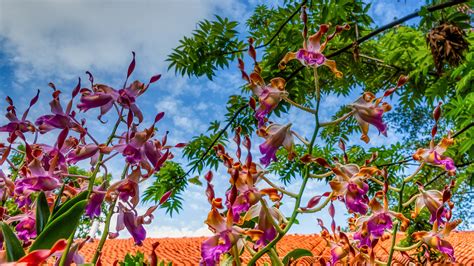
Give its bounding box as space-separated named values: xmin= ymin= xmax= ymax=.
xmin=0 ymin=0 xmax=426 ymax=238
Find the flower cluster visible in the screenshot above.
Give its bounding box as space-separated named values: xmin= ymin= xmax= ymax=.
xmin=201 ymin=130 xmax=285 ymax=265
xmin=0 ymin=53 xmax=183 ymax=264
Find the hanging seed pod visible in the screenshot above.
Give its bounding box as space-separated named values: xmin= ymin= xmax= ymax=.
xmin=426 ymin=23 xmax=469 ymax=74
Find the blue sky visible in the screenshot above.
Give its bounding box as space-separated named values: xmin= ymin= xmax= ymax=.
xmin=0 ymin=0 xmax=427 ymax=238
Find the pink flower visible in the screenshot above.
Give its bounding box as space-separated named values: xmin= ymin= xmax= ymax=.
xmin=0 ymin=91 xmax=39 ymax=142
xmin=329 ymin=163 xmax=379 ymax=214
xmin=249 ymin=73 xmax=287 ymax=128
xmin=349 ymin=92 xmax=391 ymax=143
xmin=413 ymin=134 xmax=456 ymax=175
xmin=279 ymin=17 xmax=350 ymax=77
xmin=355 ymin=196 xmax=409 ymax=248
xmin=412 ymin=219 xmax=461 ymax=262
xmin=258 ymin=123 xmax=294 ymax=166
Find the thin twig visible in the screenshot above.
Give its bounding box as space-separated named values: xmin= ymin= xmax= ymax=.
xmin=319 ymin=110 xmax=355 ymax=127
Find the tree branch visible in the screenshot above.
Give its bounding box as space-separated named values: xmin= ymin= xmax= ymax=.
xmin=285 ymin=0 xmax=468 ymax=81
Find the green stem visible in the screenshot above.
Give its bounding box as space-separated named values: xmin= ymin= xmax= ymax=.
xmin=394 ymin=241 xmax=422 ymax=251
xmin=59 ymin=113 xmax=122 ymax=266
xmin=260 ymin=199 xmax=284 ymax=234
xmin=387 ymin=182 xmax=405 ymax=265
xmin=92 ymin=164 xmax=129 ymax=264
xmin=269 ymin=248 xmax=283 ymax=266
xmin=232 ymin=244 xmax=242 ymax=266
xmin=248 ymin=67 xmax=321 ymax=265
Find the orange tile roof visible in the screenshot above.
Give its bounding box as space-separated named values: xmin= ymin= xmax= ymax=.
xmin=80 ymin=232 xmax=474 ymax=265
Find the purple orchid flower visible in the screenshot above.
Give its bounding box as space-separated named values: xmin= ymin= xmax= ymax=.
xmin=14 ymin=157 xmax=60 ymax=195
xmin=7 ymin=213 xmax=37 ymax=243
xmin=258 ymin=123 xmax=294 ymax=166
xmin=110 ymin=203 xmax=158 ymax=246
xmin=354 ymin=196 xmax=409 ymax=248
xmin=78 ymin=53 xmax=161 ymax=122
xmin=413 ymin=219 xmax=461 ymax=262
xmin=85 ymin=184 xmax=106 ymax=219
xmin=329 ymin=163 xmax=380 ymax=214
xmin=0 ymin=90 xmax=39 ymax=142
xmin=349 ymin=92 xmax=392 ymax=143
xmin=413 ymin=133 xmax=456 ymax=175
xmin=278 ymin=8 xmax=350 ymax=77
xmin=249 ymin=73 xmax=287 ymax=128
xmin=35 ymin=90 xmax=83 ymax=134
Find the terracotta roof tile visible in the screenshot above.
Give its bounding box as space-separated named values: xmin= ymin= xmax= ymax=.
xmin=80 ymin=232 xmax=474 ymax=265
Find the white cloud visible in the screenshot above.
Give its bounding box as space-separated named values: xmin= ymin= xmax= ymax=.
xmin=0 ymin=0 xmax=247 ymax=82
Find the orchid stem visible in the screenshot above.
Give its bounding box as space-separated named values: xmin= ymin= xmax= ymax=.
xmin=402 ymin=193 xmax=419 ymax=208
xmin=291 ymin=130 xmax=310 ymax=146
xmin=369 ymin=176 xmax=400 ymax=192
xmin=260 ymin=199 xmax=284 ymax=234
xmin=248 ymin=67 xmax=321 ymax=265
xmin=319 ymin=110 xmax=355 ymax=127
xmin=232 ymin=244 xmax=242 ymax=266
xmin=59 ymin=111 xmax=123 ymax=266
xmin=269 ymin=248 xmax=283 ymax=266
xmin=403 ymin=163 xmax=424 ymax=183
xmin=309 ymin=172 xmax=332 ymax=179
xmin=260 ymin=175 xmax=298 ymax=198
xmin=92 ymin=163 xmax=130 ymax=264
xmin=394 ymin=241 xmax=422 ymax=251
xmin=282 ymin=95 xmax=316 ymax=114
xmin=387 ymin=182 xmax=405 ymax=265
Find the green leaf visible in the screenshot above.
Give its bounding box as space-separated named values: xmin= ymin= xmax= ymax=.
xmin=188 ymin=176 xmax=203 ymax=186
xmin=35 ymin=191 xmax=50 ymax=235
xmin=1 ymin=222 xmax=26 ymax=261
xmin=29 ymin=199 xmax=87 ymax=251
xmin=282 ymin=249 xmax=313 ymax=265
xmin=51 ymin=190 xmax=87 ymax=221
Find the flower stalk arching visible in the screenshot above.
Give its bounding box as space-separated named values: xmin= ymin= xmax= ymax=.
xmin=260 ymin=174 xmax=298 ymax=198
xmin=248 ymin=67 xmax=322 ymax=265
xmin=281 ymin=95 xmax=316 ymax=114
xmin=319 ymin=110 xmax=355 ymax=127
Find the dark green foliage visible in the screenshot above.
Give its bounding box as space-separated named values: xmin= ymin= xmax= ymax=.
xmin=29 ymin=200 xmax=87 ymax=251
xmin=142 ymin=162 xmax=187 ymax=216
xmin=1 ymin=222 xmax=25 ymax=262
xmin=167 ymin=15 xmax=245 ymax=80
xmin=35 ymin=191 xmax=50 ymax=235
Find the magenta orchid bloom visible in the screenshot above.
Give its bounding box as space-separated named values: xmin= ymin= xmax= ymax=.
xmin=15 ymin=156 xmax=60 ymax=195
xmin=85 ymin=184 xmax=106 ymax=219
xmin=78 ymin=53 xmax=161 ymax=122
xmin=110 ymin=203 xmax=158 ymax=246
xmin=35 ymin=89 xmax=84 ymax=134
xmin=349 ymin=92 xmax=392 ymax=143
xmin=258 ymin=123 xmax=295 ymax=166
xmin=201 ymin=203 xmax=246 ymax=266
xmin=67 ymin=143 xmax=112 ymax=165
xmin=412 ymin=183 xmax=454 ymax=225
xmin=413 ymin=133 xmax=456 ymax=175
xmin=15 ymin=214 xmax=36 ymax=243
xmin=354 ymin=196 xmax=409 ymax=248
xmin=329 ymin=163 xmax=379 ymax=214
xmin=278 ymin=8 xmax=350 ymax=77
xmin=249 ymin=73 xmax=287 ymax=128
xmin=0 ymin=90 xmax=39 ymax=142
xmin=413 ymin=219 xmax=460 ymax=262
